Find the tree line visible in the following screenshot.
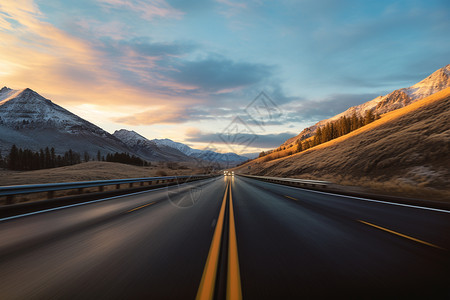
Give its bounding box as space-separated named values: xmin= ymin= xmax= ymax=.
xmin=4 ymin=145 xmax=81 ymax=171
xmin=259 ymin=110 xmax=379 ymax=162
xmin=0 ymin=145 xmax=151 ymax=171
xmin=105 ymin=152 xmax=150 ymax=166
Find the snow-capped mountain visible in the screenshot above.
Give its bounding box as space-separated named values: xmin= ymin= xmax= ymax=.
xmin=284 ymin=64 xmax=450 ymax=145
xmin=113 ymin=131 xmax=248 ymax=166
xmin=152 ymin=138 xmax=249 ymax=165
xmin=113 ymin=130 xmax=191 ymax=162
xmin=0 ymin=86 xmax=249 ymax=166
xmin=0 ymin=87 xmax=130 ymax=156
xmin=152 ymin=138 xmax=203 ymax=156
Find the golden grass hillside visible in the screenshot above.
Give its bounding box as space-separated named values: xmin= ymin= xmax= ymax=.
xmin=0 ymin=161 xmax=200 ymax=186
xmin=235 ymin=87 xmax=450 ymax=200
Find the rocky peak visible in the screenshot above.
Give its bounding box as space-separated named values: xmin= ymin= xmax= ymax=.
xmin=0 ymin=86 xmax=11 ymax=93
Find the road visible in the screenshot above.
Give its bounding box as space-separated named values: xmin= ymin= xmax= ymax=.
xmin=0 ymin=175 xmax=449 ymax=299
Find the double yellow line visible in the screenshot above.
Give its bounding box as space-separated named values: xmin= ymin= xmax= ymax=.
xmin=196 ymin=181 xmax=242 ymax=300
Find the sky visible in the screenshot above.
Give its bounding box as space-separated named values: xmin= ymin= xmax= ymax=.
xmin=0 ymin=0 xmax=449 ymax=154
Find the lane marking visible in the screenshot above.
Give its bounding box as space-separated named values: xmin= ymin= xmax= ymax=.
xmin=196 ymin=181 xmax=229 ymax=300
xmin=227 ymin=182 xmax=242 ymax=300
xmin=0 ymin=178 xmax=219 ymax=223
xmin=239 ymin=177 xmax=450 ymax=214
xmin=358 ymin=220 xmax=445 ymax=250
xmin=127 ymin=202 xmax=155 ymax=213
xmin=285 ymin=195 xmax=298 ymax=201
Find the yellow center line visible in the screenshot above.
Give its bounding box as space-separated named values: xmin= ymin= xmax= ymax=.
xmin=285 ymin=195 xmax=298 ymax=201
xmin=358 ymin=220 xmax=445 ymax=250
xmin=127 ymin=202 xmax=155 ymax=213
xmin=227 ymin=182 xmax=242 ymax=300
xmin=196 ymin=181 xmax=229 ymax=300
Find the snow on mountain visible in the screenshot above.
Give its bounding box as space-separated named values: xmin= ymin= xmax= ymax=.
xmin=113 ymin=131 xmax=248 ymax=165
xmin=152 ymin=138 xmax=248 ymax=165
xmin=0 ymin=87 xmax=129 ymax=156
xmin=113 ymin=130 xmax=190 ymax=162
xmin=152 ymin=138 xmax=203 ymax=156
xmin=113 ymin=129 xmax=149 ymax=146
xmin=1 ymin=87 xmax=105 ymax=135
xmin=284 ymin=64 xmax=450 ymax=145
xmin=0 ymin=86 xmax=249 ymax=165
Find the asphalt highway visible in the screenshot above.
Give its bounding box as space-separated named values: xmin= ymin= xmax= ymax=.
xmin=0 ymin=175 xmax=449 ymax=299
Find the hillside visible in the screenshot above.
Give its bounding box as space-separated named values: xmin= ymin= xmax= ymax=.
xmin=283 ymin=64 xmax=450 ymax=145
xmin=113 ymin=130 xmax=192 ymax=162
xmin=0 ymin=86 xmax=247 ymax=166
xmin=0 ymin=161 xmax=201 ymax=186
xmin=234 ymin=88 xmax=450 ymax=200
xmin=0 ymin=87 xmax=130 ymax=157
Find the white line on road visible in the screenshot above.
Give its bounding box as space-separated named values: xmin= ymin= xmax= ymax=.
xmin=239 ymin=177 xmax=450 ymax=214
xmin=0 ymin=178 xmax=219 ymax=223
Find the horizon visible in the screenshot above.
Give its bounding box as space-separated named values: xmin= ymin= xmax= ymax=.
xmin=1 ymin=0 xmax=449 ymax=153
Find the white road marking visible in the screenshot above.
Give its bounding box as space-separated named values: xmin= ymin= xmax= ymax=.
xmin=238 ymin=177 xmax=450 ymax=214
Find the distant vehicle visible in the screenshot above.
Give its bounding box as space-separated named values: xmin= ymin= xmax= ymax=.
xmin=224 ymin=171 xmax=233 ymax=176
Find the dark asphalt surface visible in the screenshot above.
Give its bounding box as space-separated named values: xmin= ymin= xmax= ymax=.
xmin=0 ymin=175 xmax=449 ymax=299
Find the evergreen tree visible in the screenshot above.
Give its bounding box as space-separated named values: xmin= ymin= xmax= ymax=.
xmin=8 ymin=145 xmax=19 ymax=170
xmin=45 ymin=147 xmax=51 ymax=168
xmin=364 ymin=110 xmax=375 ymax=125
xmin=50 ymin=148 xmax=56 ymax=168
xmin=84 ymin=151 xmax=90 ymax=162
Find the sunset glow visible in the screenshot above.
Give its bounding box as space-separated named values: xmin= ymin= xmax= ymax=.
xmin=1 ymin=0 xmax=449 ymax=153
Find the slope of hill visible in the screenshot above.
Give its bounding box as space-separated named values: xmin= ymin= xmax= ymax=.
xmin=113 ymin=130 xmax=191 ymax=162
xmin=153 ymin=137 xmax=249 ymax=166
xmin=0 ymin=161 xmax=199 ymax=187
xmin=0 ymin=86 xmax=248 ymax=166
xmin=235 ymin=87 xmax=450 ymax=199
xmin=284 ymin=64 xmax=450 ymax=145
xmin=0 ymin=87 xmax=130 ymax=157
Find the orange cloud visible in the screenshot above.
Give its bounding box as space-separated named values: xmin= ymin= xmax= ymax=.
xmin=113 ymin=106 xmax=191 ymax=125
xmin=0 ymin=0 xmax=197 ymax=114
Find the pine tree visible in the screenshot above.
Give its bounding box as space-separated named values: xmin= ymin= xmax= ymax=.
xmin=8 ymin=144 xmax=19 ymax=170
xmin=45 ymin=147 xmax=51 ymax=168
xmin=84 ymin=151 xmax=90 ymax=162
xmin=364 ymin=109 xmax=375 ymax=125
xmin=97 ymin=150 xmax=101 ymax=161
xmin=50 ymin=148 xmax=56 ymax=168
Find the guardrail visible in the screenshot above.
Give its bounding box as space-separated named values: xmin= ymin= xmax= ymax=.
xmin=238 ymin=174 xmax=330 ymax=189
xmin=0 ymin=174 xmax=216 ymax=205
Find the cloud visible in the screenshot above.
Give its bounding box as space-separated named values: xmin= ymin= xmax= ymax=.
xmin=185 ymin=129 xmax=295 ymax=148
xmin=169 ymin=55 xmax=273 ymax=93
xmin=97 ymin=0 xmax=183 ymax=20
xmin=284 ymin=92 xmax=383 ymax=122
xmin=113 ymin=106 xmax=191 ymax=125
xmin=127 ymin=38 xmax=197 ymax=57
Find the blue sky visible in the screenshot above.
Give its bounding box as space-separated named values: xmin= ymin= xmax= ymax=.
xmin=0 ymin=0 xmax=449 ymax=153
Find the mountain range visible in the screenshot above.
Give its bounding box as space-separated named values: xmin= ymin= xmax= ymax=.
xmin=283 ymin=64 xmax=450 ymax=145
xmin=0 ymin=87 xmax=248 ymax=166
xmin=235 ymin=64 xmax=450 ymax=198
